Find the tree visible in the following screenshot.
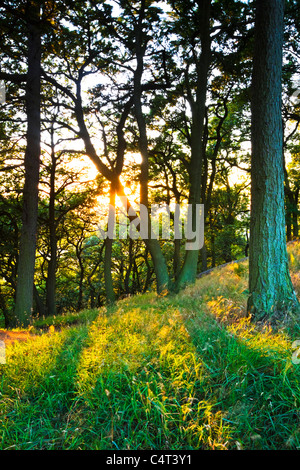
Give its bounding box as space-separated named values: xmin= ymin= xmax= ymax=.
xmin=37 ymin=144 xmax=102 ymax=315
xmin=0 ymin=1 xmax=65 ymax=326
xmin=283 ymin=127 xmax=300 ymax=241
xmin=13 ymin=1 xmax=42 ymax=327
xmin=170 ymin=0 xmax=212 ymax=290
xmin=247 ymin=0 xmax=299 ymax=320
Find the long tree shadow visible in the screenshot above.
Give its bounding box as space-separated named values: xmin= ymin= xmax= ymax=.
xmin=53 ymin=302 xmax=236 ymax=450
xmin=1 ymin=292 xmax=300 ymax=451
xmin=182 ymin=300 xmax=300 ymax=450
xmin=0 ymin=324 xmax=92 ymax=450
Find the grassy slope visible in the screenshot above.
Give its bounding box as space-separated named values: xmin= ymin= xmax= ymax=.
xmin=0 ymin=242 xmax=300 ymax=450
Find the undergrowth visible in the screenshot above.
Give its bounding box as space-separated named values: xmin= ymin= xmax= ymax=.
xmin=0 ymin=243 xmax=300 ymax=450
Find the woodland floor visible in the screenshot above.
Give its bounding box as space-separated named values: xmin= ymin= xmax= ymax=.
xmin=0 ymin=241 xmax=300 ymax=450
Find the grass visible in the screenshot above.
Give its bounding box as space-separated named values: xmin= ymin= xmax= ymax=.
xmin=0 ymin=243 xmax=300 ymax=450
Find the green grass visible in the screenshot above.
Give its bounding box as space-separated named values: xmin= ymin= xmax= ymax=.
xmin=31 ymin=308 xmax=100 ymax=330
xmin=1 ymin=243 xmax=300 ymax=450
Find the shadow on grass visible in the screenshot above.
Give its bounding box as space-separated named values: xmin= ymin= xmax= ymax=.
xmin=0 ymin=325 xmax=91 ymax=450
xmin=182 ymin=299 xmax=300 ymax=450
xmin=1 ymin=289 xmax=300 ymax=451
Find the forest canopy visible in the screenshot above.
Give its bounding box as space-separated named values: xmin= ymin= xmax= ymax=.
xmin=0 ymin=0 xmax=299 ymax=327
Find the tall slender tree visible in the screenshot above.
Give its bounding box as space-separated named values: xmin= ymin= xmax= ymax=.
xmin=172 ymin=0 xmax=212 ymax=290
xmin=247 ymin=0 xmax=298 ymax=320
xmin=14 ymin=1 xmax=41 ymax=327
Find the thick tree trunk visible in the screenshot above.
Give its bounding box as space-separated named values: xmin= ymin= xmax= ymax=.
xmin=14 ymin=10 xmax=41 ymax=327
xmin=248 ymin=0 xmax=298 ymax=320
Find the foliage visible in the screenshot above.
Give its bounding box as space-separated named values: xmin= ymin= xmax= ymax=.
xmin=0 ymin=0 xmax=298 ymax=320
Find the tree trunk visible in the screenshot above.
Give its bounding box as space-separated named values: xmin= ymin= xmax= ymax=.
xmin=124 ymin=238 xmax=134 ymax=294
xmin=33 ymin=284 xmax=46 ymax=317
xmin=14 ymin=8 xmax=41 ymax=327
xmin=292 ymin=189 xmax=299 ymax=239
xmin=176 ymin=0 xmax=211 ymax=290
xmin=248 ymin=0 xmax=298 ymax=320
xmin=0 ymin=284 xmax=10 ymax=328
xmin=173 ymin=238 xmax=181 ymax=280
xmin=131 ymin=4 xmax=170 ymax=294
xmin=104 ymin=183 xmax=116 ymax=303
xmin=77 ymin=252 xmax=84 ymax=311
xmin=201 ymin=243 xmax=208 ymax=272
xmin=46 ymin=132 xmax=57 ymax=316
xmin=116 ymin=178 xmax=170 ymax=294
xmin=142 ymin=248 xmax=153 ymax=293
xmin=286 ymin=203 xmax=292 ymax=242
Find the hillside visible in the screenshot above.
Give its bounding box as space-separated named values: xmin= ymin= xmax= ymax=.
xmin=0 ymin=242 xmax=300 ymax=450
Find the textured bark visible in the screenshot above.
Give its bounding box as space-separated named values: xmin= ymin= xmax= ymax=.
xmin=14 ymin=8 xmax=41 ymax=327
xmin=248 ymin=0 xmax=298 ymax=320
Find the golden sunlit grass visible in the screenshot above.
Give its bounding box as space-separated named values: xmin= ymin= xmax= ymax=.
xmin=0 ymin=242 xmax=300 ymax=450
xmin=73 ymin=304 xmax=231 ymax=449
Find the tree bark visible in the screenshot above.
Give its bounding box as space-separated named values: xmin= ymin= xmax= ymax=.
xmin=248 ymin=0 xmax=298 ymax=320
xmin=14 ymin=6 xmax=41 ymax=327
